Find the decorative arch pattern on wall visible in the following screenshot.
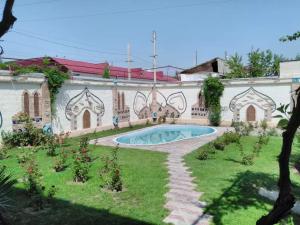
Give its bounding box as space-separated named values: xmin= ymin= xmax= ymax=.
xmin=65 ymin=87 xmax=105 ymax=130
xmin=33 ymin=92 xmax=40 ymax=117
xmin=23 ymin=91 xmax=30 ymax=115
xmin=229 ymin=87 xmax=276 ymax=122
xmin=133 ymin=90 xmax=187 ymax=119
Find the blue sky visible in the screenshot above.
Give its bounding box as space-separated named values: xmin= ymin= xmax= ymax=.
xmin=1 ymin=0 xmax=300 ymax=69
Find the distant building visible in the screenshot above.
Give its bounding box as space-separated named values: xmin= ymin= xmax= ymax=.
xmin=14 ymin=57 xmax=178 ymax=83
xmin=180 ymin=57 xmax=230 ymax=81
xmin=280 ymin=60 xmax=300 ymax=79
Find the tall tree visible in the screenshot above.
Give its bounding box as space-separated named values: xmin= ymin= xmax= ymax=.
xmin=0 ymin=2 xmax=16 ymax=224
xmin=257 ymin=33 xmax=300 ymax=225
xmin=225 ymin=53 xmax=246 ymax=78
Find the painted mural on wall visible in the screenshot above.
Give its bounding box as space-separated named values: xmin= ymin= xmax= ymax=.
xmin=133 ymin=90 xmax=187 ymax=119
xmin=112 ymin=88 xmax=130 ymax=124
xmin=191 ymin=91 xmax=208 ymax=119
xmin=229 ymin=87 xmax=276 ymax=122
xmin=65 ymin=87 xmax=105 ymax=130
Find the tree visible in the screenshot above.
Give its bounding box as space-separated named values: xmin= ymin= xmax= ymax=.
xmin=103 ymin=66 xmax=110 ymax=79
xmin=225 ymin=53 xmax=247 ymax=78
xmin=257 ymin=33 xmax=300 ymax=225
xmin=280 ymin=31 xmax=300 ymax=42
xmin=0 ymin=2 xmax=16 ymax=224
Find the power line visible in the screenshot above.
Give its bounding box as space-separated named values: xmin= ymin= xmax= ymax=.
xmin=12 ymin=30 xmax=127 ymax=56
xmin=20 ymin=0 xmax=235 ymax=22
xmin=17 ymin=0 xmax=64 ymax=7
xmin=10 ymin=30 xmax=153 ymax=65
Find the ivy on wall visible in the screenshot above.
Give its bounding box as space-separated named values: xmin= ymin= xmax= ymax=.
xmin=0 ymin=58 xmax=69 ymax=114
xmin=203 ymin=76 xmax=224 ymax=126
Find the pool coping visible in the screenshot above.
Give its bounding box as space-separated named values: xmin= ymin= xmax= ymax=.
xmin=90 ymin=125 xmax=232 ymax=154
xmin=112 ymin=124 xmax=218 ymax=146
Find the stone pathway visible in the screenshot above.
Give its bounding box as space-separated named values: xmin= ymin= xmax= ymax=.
xmin=163 ymin=152 xmax=211 ymax=225
xmin=91 ymin=126 xmax=230 ymax=225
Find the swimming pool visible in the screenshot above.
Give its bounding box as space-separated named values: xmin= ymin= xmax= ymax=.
xmin=114 ymin=125 xmax=216 ymax=145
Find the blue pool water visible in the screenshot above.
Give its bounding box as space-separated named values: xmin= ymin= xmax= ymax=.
xmin=115 ymin=125 xmax=216 ymax=145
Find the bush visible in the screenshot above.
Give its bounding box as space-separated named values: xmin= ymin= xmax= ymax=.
xmin=267 ymin=128 xmax=278 ymax=136
xmin=197 ymin=149 xmax=209 ymax=160
xmin=1 ymin=114 xmax=49 ymax=148
xmin=222 ymin=131 xmax=241 ymax=145
xmin=46 ymin=185 xmax=58 ymax=203
xmin=23 ymin=159 xmax=44 ymax=196
xmin=0 ymin=147 xmax=8 ymax=160
xmin=213 ymin=138 xmax=226 ymax=151
xmin=232 ymin=121 xmax=253 ymax=136
xmin=72 ymin=152 xmax=89 ymax=183
xmin=260 ymin=120 xmax=268 ymax=131
xmin=277 ymin=119 xmax=289 ymax=130
xmin=203 ymin=77 xmax=224 ymax=126
xmin=241 ymin=154 xmax=255 ymax=166
xmin=99 ymin=146 xmax=122 ymax=192
xmin=17 ymin=149 xmax=33 ymax=165
xmin=53 ymin=150 xmax=67 ymax=172
xmin=79 ymin=136 xmax=91 ymax=163
xmin=209 ymin=107 xmax=221 ymax=126
xmin=45 ymin=136 xmax=58 ymax=157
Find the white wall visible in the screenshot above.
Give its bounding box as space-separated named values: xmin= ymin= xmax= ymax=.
xmin=0 ymin=73 xmax=293 ymax=135
xmin=0 ymin=76 xmax=44 ymax=133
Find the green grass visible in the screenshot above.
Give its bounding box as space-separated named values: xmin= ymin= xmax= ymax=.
xmin=1 ymin=125 xmax=168 ymax=225
xmin=185 ymin=136 xmax=300 ymax=225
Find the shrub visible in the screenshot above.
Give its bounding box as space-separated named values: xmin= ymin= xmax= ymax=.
xmin=45 ymin=136 xmax=58 ymax=157
xmin=209 ymin=106 xmax=221 ymax=126
xmin=23 ymin=159 xmax=43 ymax=196
xmin=277 ymin=119 xmax=289 ymax=130
xmin=1 ymin=114 xmax=49 ymax=148
xmin=260 ymin=120 xmax=268 ymax=131
xmin=53 ymin=150 xmax=67 ymax=172
xmin=72 ymin=152 xmax=89 ymax=183
xmin=203 ymin=77 xmax=224 ymax=126
xmin=213 ymin=138 xmax=226 ymax=151
xmin=197 ymin=149 xmax=209 ymax=160
xmin=258 ymin=134 xmax=269 ymax=145
xmin=79 ymin=136 xmax=91 ymax=163
xmin=46 ymin=185 xmax=58 ymax=203
xmin=99 ymin=145 xmax=122 ymax=192
xmin=241 ymin=154 xmax=255 ymax=166
xmin=232 ymin=121 xmax=253 ymax=136
xmin=267 ymin=128 xmax=278 ymax=136
xmin=17 ymin=149 xmax=33 ymax=165
xmin=222 ymin=131 xmax=241 ymax=145
xmin=0 ymin=147 xmax=8 ymax=160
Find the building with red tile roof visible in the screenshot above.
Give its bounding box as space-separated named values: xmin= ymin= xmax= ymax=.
xmin=15 ymin=57 xmax=178 ymax=82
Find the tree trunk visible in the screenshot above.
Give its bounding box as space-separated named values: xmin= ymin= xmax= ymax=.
xmin=0 ymin=0 xmax=16 ymax=38
xmin=256 ymin=89 xmax=300 ymax=225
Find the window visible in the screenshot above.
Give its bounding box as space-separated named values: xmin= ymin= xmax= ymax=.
xmin=34 ymin=92 xmax=39 ymax=117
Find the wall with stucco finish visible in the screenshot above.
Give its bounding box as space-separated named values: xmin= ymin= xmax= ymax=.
xmin=0 ymin=71 xmax=293 ymax=136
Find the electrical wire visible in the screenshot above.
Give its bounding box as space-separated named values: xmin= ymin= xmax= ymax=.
xmin=20 ymin=0 xmax=235 ymax=22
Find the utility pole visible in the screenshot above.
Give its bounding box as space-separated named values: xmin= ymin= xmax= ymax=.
xmin=151 ymin=31 xmax=157 ymax=84
xmin=126 ymin=43 xmax=133 ymax=80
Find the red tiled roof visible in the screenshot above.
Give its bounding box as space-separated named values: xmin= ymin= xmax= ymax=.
xmin=15 ymin=57 xmax=178 ymax=82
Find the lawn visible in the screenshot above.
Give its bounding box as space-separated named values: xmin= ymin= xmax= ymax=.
xmin=185 ymin=136 xmax=300 ymax=225
xmin=1 ymin=125 xmax=169 ymax=225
